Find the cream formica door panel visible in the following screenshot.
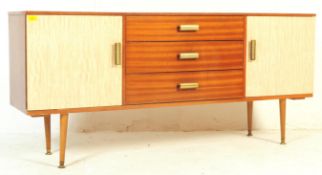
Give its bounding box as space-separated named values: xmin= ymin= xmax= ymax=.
xmin=27 ymin=15 xmax=123 ymax=110
xmin=246 ymin=17 xmax=315 ymax=97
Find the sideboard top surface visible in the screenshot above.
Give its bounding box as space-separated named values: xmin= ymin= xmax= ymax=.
xmin=9 ymin=11 xmax=316 ymax=17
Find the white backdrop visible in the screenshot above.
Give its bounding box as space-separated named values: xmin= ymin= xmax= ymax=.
xmin=0 ymin=0 xmax=321 ymax=134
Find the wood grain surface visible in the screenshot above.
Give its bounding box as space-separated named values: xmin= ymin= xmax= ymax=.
xmin=125 ymin=70 xmax=244 ymax=104
xmin=126 ymin=41 xmax=244 ymax=73
xmin=126 ymin=16 xmax=245 ymax=41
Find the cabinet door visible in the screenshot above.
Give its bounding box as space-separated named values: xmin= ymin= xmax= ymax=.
xmin=246 ymin=17 xmax=315 ymax=97
xmin=27 ymin=15 xmax=122 ymax=110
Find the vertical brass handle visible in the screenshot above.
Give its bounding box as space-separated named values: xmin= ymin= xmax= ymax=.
xmin=179 ymin=52 xmax=199 ymax=60
xmin=178 ymin=83 xmax=199 ymax=90
xmin=179 ymin=24 xmax=199 ymax=32
xmin=250 ymin=40 xmax=256 ymax=61
xmin=114 ymin=43 xmax=122 ymax=65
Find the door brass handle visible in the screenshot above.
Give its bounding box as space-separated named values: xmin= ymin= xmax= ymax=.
xmin=114 ymin=43 xmax=122 ymax=65
xmin=250 ymin=40 xmax=256 ymax=61
xmin=178 ymin=83 xmax=199 ymax=90
xmin=179 ymin=24 xmax=199 ymax=32
xmin=179 ymin=52 xmax=199 ymax=60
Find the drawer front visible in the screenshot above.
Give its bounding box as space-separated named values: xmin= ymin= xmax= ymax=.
xmin=126 ymin=16 xmax=245 ymax=41
xmin=125 ymin=70 xmax=244 ymax=104
xmin=126 ymin=41 xmax=244 ymax=73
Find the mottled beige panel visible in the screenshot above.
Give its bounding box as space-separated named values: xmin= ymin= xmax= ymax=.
xmin=9 ymin=14 xmax=26 ymax=113
xmin=246 ymin=17 xmax=315 ymax=97
xmin=27 ymin=15 xmax=122 ymax=110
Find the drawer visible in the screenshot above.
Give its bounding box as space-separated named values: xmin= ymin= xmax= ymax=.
xmin=126 ymin=41 xmax=244 ymax=73
xmin=126 ymin=16 xmax=245 ymax=41
xmin=125 ymin=70 xmax=244 ymax=104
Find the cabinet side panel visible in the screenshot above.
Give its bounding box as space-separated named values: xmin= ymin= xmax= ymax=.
xmin=27 ymin=15 xmax=122 ymax=110
xmin=9 ymin=14 xmax=26 ymax=113
xmin=246 ymin=17 xmax=315 ymax=97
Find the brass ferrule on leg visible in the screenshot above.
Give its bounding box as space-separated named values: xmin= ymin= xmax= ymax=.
xmin=58 ymin=161 xmax=65 ymax=168
xmin=280 ymin=138 xmax=286 ymax=145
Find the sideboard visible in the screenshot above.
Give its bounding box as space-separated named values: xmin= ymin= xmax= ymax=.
xmin=9 ymin=11 xmax=316 ymax=168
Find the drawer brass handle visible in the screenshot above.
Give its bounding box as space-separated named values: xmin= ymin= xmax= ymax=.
xmin=179 ymin=24 xmax=199 ymax=32
xmin=250 ymin=40 xmax=256 ymax=61
xmin=178 ymin=83 xmax=199 ymax=90
xmin=114 ymin=43 xmax=122 ymax=65
xmin=179 ymin=52 xmax=199 ymax=60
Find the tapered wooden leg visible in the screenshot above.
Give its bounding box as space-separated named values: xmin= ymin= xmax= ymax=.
xmin=44 ymin=115 xmax=52 ymax=155
xmin=247 ymin=101 xmax=253 ymax=136
xmin=279 ymin=99 xmax=286 ymax=145
xmin=59 ymin=113 xmax=69 ymax=168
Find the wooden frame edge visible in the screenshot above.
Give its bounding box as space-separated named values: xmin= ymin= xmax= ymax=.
xmin=8 ymin=12 xmax=28 ymax=114
xmin=243 ymin=16 xmax=247 ymax=97
xmin=122 ymin=15 xmax=126 ymax=105
xmin=25 ymin=13 xmax=28 ymax=113
xmin=8 ymin=11 xmax=26 ymax=15
xmin=27 ymin=94 xmax=312 ymax=116
xmin=20 ymin=11 xmax=316 ymax=17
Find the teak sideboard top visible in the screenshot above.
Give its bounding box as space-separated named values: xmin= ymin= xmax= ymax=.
xmin=10 ymin=11 xmax=316 ymax=16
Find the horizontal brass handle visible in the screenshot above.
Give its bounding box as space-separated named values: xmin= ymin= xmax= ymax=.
xmin=178 ymin=83 xmax=199 ymax=90
xmin=250 ymin=40 xmax=256 ymax=61
xmin=114 ymin=43 xmax=122 ymax=65
xmin=179 ymin=52 xmax=199 ymax=60
xmin=179 ymin=24 xmax=199 ymax=32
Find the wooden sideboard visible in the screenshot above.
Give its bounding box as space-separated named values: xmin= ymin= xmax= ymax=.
xmin=9 ymin=11 xmax=316 ymax=168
